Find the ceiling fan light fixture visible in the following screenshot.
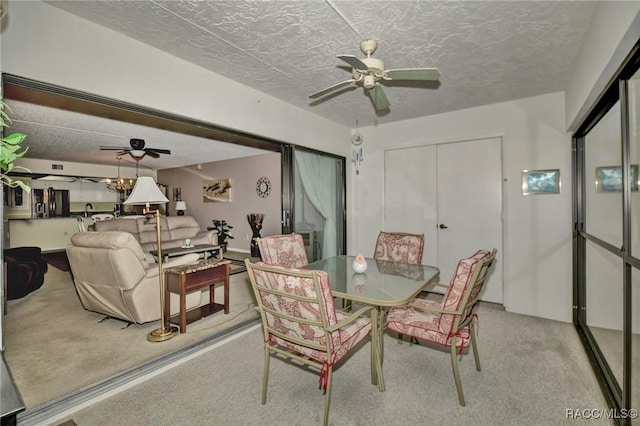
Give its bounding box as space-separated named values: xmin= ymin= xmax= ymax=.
xmin=130 ymin=149 xmax=146 ymax=158
xmin=363 ymin=75 xmax=376 ymax=89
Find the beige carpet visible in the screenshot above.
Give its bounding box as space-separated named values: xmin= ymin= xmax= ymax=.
xmin=57 ymin=304 xmax=612 ymax=426
xmin=3 ymin=265 xmax=258 ymax=410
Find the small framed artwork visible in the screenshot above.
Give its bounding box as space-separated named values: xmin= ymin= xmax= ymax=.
xmin=173 ymin=187 xmax=181 ymax=201
xmin=522 ymin=169 xmax=560 ymax=195
xmin=203 ymin=178 xmax=232 ymax=202
xmin=596 ymin=165 xmax=639 ymax=192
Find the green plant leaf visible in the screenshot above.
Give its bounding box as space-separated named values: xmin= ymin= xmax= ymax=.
xmin=2 ymin=132 xmax=27 ymax=146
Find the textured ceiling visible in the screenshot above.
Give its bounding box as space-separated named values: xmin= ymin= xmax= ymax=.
xmin=6 ymin=0 xmax=598 ymax=170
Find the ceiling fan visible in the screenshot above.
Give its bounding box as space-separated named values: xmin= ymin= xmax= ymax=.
xmin=309 ymin=39 xmax=440 ymax=112
xmin=99 ymin=138 xmax=171 ymax=159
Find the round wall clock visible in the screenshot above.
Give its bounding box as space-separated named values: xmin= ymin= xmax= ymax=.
xmin=256 ymin=176 xmax=271 ymax=198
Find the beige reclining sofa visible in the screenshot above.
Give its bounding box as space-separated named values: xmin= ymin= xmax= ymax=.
xmin=66 ymin=231 xmax=203 ymax=324
xmin=94 ymin=215 xmax=218 ymax=257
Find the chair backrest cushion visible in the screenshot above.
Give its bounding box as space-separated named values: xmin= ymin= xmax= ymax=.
xmin=69 ymin=230 xmax=147 ymax=264
xmin=249 ymin=263 xmax=339 ymax=357
xmin=438 ymin=249 xmax=491 ymax=335
xmin=166 ymin=215 xmax=202 ymax=241
xmin=66 ymin=231 xmax=151 ymax=320
xmin=258 ymin=234 xmax=309 ymax=268
xmin=94 ymin=217 xmax=140 ymax=238
xmin=136 ymin=217 xmax=171 ymax=250
xmin=373 ymin=231 xmax=424 ymax=264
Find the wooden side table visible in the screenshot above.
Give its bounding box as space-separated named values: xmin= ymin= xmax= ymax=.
xmin=164 ymin=258 xmax=231 ymax=333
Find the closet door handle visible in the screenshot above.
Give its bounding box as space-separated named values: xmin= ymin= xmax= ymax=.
xmin=438 ymin=224 xmax=448 ymax=229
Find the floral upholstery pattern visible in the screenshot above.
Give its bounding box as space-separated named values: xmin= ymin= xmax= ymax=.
xmin=258 ymin=233 xmax=309 ymax=268
xmin=386 ymin=298 xmax=472 ymax=349
xmin=250 ymin=265 xmax=371 ymax=363
xmin=373 ymin=231 xmax=424 ymax=264
xmin=387 ymin=249 xmax=491 ymax=347
xmin=437 ymin=250 xmax=491 ymax=335
xmin=385 ymin=249 xmax=497 ymax=406
xmin=246 ymin=260 xmax=377 ymax=425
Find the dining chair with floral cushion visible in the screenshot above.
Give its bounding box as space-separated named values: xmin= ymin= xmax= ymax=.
xmin=364 ymin=231 xmax=425 ymax=315
xmin=373 ymin=231 xmax=424 ymax=264
xmin=258 ymin=233 xmax=309 ymax=268
xmin=385 ymin=248 xmax=497 ymax=406
xmin=244 ymin=259 xmax=380 ymax=426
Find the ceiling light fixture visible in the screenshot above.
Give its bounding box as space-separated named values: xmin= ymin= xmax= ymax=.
xmin=105 ymin=157 xmax=133 ymax=192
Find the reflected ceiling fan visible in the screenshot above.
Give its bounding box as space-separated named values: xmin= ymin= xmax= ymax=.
xmin=99 ymin=138 xmax=171 ymax=159
xmin=309 ymin=39 xmax=440 ymax=112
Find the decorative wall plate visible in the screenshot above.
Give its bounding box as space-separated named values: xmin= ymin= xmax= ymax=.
xmin=256 ymin=176 xmax=271 ymax=198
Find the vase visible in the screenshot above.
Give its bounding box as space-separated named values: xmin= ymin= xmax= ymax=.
xmin=352 ymin=257 xmax=368 ymax=273
xmin=250 ymin=234 xmax=261 ymax=257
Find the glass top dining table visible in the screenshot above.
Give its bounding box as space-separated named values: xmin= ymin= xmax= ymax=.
xmin=303 ymin=255 xmax=440 ymax=307
xmin=303 ymin=255 xmax=440 ymax=392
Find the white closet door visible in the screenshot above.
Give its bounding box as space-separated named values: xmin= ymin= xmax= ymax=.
xmin=436 ymin=138 xmax=503 ymax=303
xmin=384 ymin=145 xmax=437 ymax=265
xmin=384 ymin=137 xmax=503 ymax=303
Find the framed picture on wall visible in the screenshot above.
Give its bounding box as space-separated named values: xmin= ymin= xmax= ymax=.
xmin=522 ymin=169 xmax=560 ymax=195
xmin=596 ymin=165 xmax=639 ymax=192
xmin=203 ymin=178 xmax=232 ymax=202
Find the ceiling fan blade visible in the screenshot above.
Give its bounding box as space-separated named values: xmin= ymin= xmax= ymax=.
xmin=367 ymin=85 xmax=390 ymax=111
xmin=100 ymin=145 xmax=129 ymax=151
xmin=147 ymin=148 xmax=171 ymax=155
xmin=337 ymin=55 xmax=368 ymax=71
xmin=309 ymin=79 xmax=357 ymax=99
xmin=386 ymin=68 xmax=441 ymax=81
xmin=145 ymin=150 xmax=160 ymax=159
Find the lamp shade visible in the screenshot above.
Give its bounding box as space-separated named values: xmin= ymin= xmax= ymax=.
xmin=124 ymin=176 xmax=169 ymax=205
xmin=175 ymin=201 xmax=187 ymax=211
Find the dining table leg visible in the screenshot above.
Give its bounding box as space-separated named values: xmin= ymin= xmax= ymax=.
xmin=379 ymin=307 xmax=388 ymax=367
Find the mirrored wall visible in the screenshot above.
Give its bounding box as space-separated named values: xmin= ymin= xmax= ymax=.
xmin=574 ymin=43 xmax=640 ymax=423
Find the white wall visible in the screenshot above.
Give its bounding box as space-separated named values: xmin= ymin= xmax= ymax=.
xmin=0 ymin=1 xmax=350 ymax=156
xmin=565 ymin=2 xmax=640 ymax=131
xmin=351 ymin=92 xmax=574 ymax=322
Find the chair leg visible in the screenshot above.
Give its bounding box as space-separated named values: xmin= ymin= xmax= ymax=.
xmin=371 ymin=327 xmax=377 ymax=385
xmin=449 ymin=339 xmax=466 ymax=406
xmin=323 ymin=366 xmax=334 ymax=426
xmin=470 ymin=322 xmax=481 ymax=371
xmin=262 ymin=346 xmax=270 ymax=404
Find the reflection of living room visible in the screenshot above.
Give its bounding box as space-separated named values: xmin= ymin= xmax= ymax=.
xmin=4 ymin=151 xmax=281 ymax=414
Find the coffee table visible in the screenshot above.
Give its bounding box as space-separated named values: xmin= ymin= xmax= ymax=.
xmin=163 ymin=258 xmax=231 ymax=333
xmin=150 ymin=244 xmax=221 ymax=263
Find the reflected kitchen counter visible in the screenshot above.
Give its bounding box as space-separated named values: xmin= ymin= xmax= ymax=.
xmin=4 ymin=217 xmax=79 ymax=252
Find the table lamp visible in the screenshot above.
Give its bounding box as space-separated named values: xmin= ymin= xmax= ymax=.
xmin=175 ymin=201 xmax=187 ymax=216
xmin=124 ymin=176 xmax=175 ymax=342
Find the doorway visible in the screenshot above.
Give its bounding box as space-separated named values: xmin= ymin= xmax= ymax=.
xmin=281 ymin=145 xmax=346 ymax=262
xmin=383 ymin=137 xmax=504 ymax=303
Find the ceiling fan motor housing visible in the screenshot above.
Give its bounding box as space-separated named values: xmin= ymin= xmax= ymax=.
xmin=130 ymin=138 xmax=145 ymax=150
xmin=361 ymin=57 xmax=384 ymax=74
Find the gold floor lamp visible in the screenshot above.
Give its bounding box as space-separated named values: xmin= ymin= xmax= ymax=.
xmin=124 ymin=176 xmax=176 ymax=342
